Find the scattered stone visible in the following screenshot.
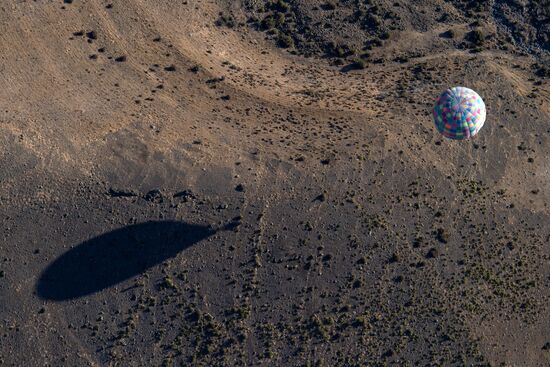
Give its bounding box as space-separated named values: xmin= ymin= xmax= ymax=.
xmin=173 ymin=190 xmax=195 ymax=202
xmin=144 ymin=189 xmax=163 ymax=203
xmin=225 ymin=217 xmax=242 ymax=231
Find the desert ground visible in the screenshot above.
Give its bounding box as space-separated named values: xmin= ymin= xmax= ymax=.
xmin=0 ymin=1 xmax=549 ymax=366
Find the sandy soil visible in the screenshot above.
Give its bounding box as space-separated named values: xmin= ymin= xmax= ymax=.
xmin=0 ymin=1 xmax=548 ymax=366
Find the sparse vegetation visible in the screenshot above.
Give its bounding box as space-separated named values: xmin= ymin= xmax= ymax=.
xmin=466 ymin=29 xmax=484 ymax=47
xmin=441 ymin=29 xmax=455 ymax=38
xmin=277 ymin=33 xmax=294 ymax=48
xmin=215 ymin=12 xmax=236 ymax=28
xmin=3 ymin=1 xmax=550 ymax=366
xmin=349 ymin=58 xmax=366 ymax=70
xmin=535 ymin=64 xmax=550 ymax=78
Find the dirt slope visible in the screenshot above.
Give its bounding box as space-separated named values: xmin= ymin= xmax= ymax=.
xmin=0 ymin=1 xmax=548 ymax=366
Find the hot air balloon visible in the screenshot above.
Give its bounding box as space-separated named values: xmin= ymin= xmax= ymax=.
xmin=433 ymin=87 xmax=486 ymax=139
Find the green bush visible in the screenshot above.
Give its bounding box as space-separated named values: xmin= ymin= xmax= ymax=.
xmin=270 ymin=0 xmax=290 ymax=13
xmin=466 ymin=29 xmax=484 ymax=46
xmin=321 ymin=1 xmax=337 ymax=10
xmin=215 ymin=14 xmax=235 ymax=28
xmin=350 ymin=58 xmax=366 ymax=70
xmin=380 ymin=31 xmax=391 ymax=40
xmin=278 ymin=34 xmax=294 ymax=48
xmin=535 ymin=64 xmax=550 ymax=78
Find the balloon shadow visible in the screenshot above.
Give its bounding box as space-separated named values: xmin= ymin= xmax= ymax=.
xmin=36 ymin=220 xmax=216 ymax=301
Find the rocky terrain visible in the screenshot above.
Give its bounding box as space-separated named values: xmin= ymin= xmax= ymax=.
xmin=0 ymin=1 xmax=548 ymax=366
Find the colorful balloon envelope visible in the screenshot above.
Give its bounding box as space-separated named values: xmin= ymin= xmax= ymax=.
xmin=433 ymin=87 xmax=486 ymax=140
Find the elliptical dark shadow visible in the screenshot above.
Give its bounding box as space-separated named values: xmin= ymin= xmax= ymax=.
xmin=36 ymin=220 xmax=215 ymax=301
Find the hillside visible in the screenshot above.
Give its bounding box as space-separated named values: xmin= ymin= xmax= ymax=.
xmin=0 ymin=1 xmax=548 ymax=366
